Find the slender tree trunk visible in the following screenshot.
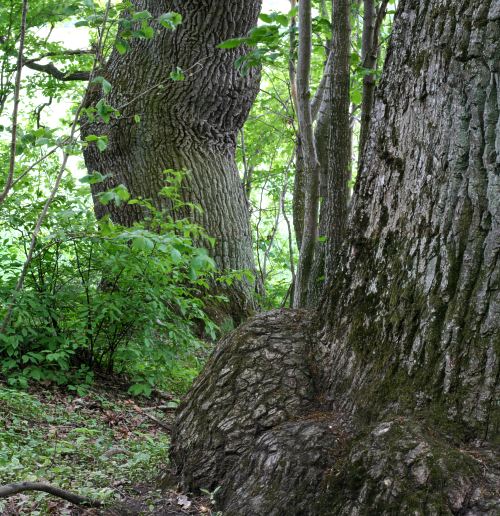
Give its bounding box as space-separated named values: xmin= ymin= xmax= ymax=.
xmin=292 ymin=138 xmax=306 ymax=250
xmin=322 ymin=0 xmax=351 ymax=281
xmin=307 ymin=0 xmax=351 ymax=306
xmin=82 ymin=0 xmax=262 ymax=322
xmin=305 ymin=52 xmax=333 ymax=306
xmin=293 ymin=0 xmax=321 ymax=308
xmin=358 ymin=0 xmax=376 ymax=157
xmin=289 ymin=0 xmax=306 ymax=255
xmin=0 ymin=0 xmax=28 ymax=205
xmin=171 ymin=0 xmax=499 ymax=513
xmin=358 ymin=0 xmax=388 ymax=156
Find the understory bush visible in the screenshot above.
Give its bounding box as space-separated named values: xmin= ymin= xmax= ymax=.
xmin=0 ymin=169 xmax=222 ymax=395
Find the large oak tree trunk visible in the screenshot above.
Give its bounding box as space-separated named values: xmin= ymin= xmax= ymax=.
xmin=171 ymin=0 xmax=499 ymax=513
xmin=322 ymin=0 xmax=499 ymax=434
xmin=83 ymin=0 xmax=262 ymax=322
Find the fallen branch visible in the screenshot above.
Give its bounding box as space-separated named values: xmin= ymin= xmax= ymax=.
xmin=0 ymin=482 xmax=101 ymax=507
xmin=140 ymin=409 xmax=173 ymax=431
xmin=133 ymin=405 xmax=173 ymax=431
xmin=143 ymin=404 xmax=177 ymax=411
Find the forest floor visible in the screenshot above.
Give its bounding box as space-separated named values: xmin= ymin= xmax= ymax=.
xmin=0 ymin=379 xmax=212 ymax=515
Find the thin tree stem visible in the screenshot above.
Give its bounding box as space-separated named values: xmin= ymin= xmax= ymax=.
xmin=0 ymin=0 xmax=28 ymax=205
xmin=293 ymin=0 xmax=320 ymax=308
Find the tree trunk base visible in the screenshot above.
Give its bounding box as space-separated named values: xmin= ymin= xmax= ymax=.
xmin=170 ymin=311 xmax=499 ymax=514
xmin=170 ymin=310 xmax=318 ymax=489
xmin=220 ymin=417 xmax=350 ymax=515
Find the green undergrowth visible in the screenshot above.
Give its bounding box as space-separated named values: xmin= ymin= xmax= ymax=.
xmin=0 ymin=383 xmax=172 ymax=515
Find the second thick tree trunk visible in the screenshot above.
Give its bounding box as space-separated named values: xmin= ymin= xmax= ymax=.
xmin=83 ymin=0 xmax=262 ymax=322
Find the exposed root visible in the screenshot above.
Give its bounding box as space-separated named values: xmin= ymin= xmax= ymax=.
xmin=0 ymin=482 xmax=101 ymax=507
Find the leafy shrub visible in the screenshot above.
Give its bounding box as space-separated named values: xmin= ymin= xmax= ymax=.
xmin=0 ymin=170 xmax=219 ymax=395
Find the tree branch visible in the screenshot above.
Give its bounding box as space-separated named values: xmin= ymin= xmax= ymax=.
xmin=0 ymin=482 xmax=101 ymax=507
xmin=359 ymin=0 xmax=389 ymax=154
xmin=374 ymin=0 xmax=390 ymax=48
xmin=24 ymin=49 xmax=93 ymax=64
xmin=23 ymin=60 xmax=90 ymax=81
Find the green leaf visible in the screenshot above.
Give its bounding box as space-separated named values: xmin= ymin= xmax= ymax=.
xmin=217 ymin=38 xmax=245 ymax=49
xmin=170 ymin=248 xmax=182 ymax=264
xmin=114 ymin=184 xmax=130 ymax=202
xmin=98 ymin=185 xmax=129 ymax=206
xmin=158 ymin=12 xmax=183 ymax=30
xmin=98 ymin=191 xmax=116 ymax=205
xmin=350 ymin=88 xmax=362 ymax=105
xmin=115 ymin=39 xmax=129 ymax=55
xmin=141 ymin=23 xmax=155 ymax=39
xmin=128 ymin=383 xmax=152 ymax=396
xmin=132 ymin=236 xmax=154 ymax=251
xmin=85 ymin=134 xmax=108 ymax=152
xmin=259 ymin=12 xmax=289 ymax=26
xmin=189 ymin=249 xmax=215 ymax=279
xmin=247 ymin=25 xmax=279 ymax=45
xmin=91 ymin=76 xmax=112 ymax=95
xmin=80 ymin=172 xmax=109 ymax=185
xmin=275 ymin=14 xmax=289 ymax=26
xmin=96 ymin=139 xmax=107 ymax=152
xmin=95 ymin=99 xmax=118 ymax=124
xmin=169 ymin=67 xmax=185 ymax=81
xmin=132 ymin=10 xmax=152 ymax=21
xmin=259 ymin=13 xmax=274 ymax=23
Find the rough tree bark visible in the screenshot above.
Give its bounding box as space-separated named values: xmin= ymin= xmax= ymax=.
xmin=82 ymin=0 xmax=262 ymax=322
xmin=171 ymin=0 xmax=499 ymax=513
xmin=322 ymin=0 xmax=499 ymax=435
